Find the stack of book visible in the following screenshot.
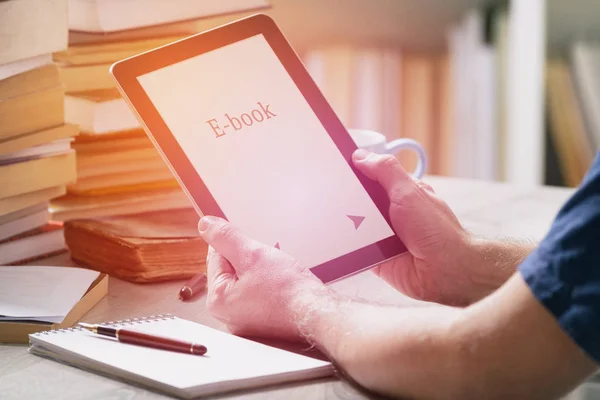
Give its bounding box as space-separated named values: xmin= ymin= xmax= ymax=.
xmin=0 ymin=0 xmax=77 ymax=264
xmin=50 ymin=0 xmax=270 ymax=221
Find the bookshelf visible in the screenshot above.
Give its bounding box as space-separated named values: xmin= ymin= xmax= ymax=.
xmin=267 ymin=0 xmax=543 ymax=184
xmin=271 ymin=0 xmax=600 ymax=187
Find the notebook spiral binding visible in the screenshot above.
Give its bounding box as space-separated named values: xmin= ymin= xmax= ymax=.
xmin=31 ymin=314 xmax=176 ymax=337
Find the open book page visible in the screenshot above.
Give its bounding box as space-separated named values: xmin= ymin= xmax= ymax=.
xmin=0 ymin=266 xmax=99 ymax=323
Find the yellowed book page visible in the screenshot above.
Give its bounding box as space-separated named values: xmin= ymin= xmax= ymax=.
xmin=51 ymin=192 xmax=189 ymax=221
xmin=54 ymin=36 xmax=184 ymax=65
xmin=51 ymin=188 xmax=183 ymax=209
xmin=77 ymin=147 xmax=163 ymax=168
xmin=58 ymin=64 xmax=113 ymax=93
xmin=0 ymin=186 xmax=66 ymax=216
xmin=78 ymin=157 xmax=168 ymax=179
xmin=0 ymin=64 xmax=61 ymax=100
xmin=72 ymin=135 xmax=151 ymax=154
xmin=0 ymin=86 xmax=64 ymax=139
xmin=68 ymin=179 xmax=178 ymax=196
xmin=0 ymin=152 xmax=76 ymax=199
xmin=0 ymin=124 xmax=78 ymax=155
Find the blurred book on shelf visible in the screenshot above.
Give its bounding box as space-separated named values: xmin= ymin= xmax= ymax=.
xmin=51 ymin=0 xmax=270 ymax=221
xmin=448 ymin=8 xmax=498 ymax=181
xmin=546 ymin=60 xmax=594 ymax=187
xmin=64 ymin=209 xmax=206 ymax=282
xmin=541 ymin=41 xmax=600 ymax=188
xmin=51 ymin=189 xmax=190 ymax=221
xmin=0 ymin=0 xmax=76 ymax=264
xmin=400 ymin=55 xmax=436 ymax=174
xmin=302 ymin=46 xmax=443 ymax=175
xmin=571 ymin=42 xmax=600 ymax=152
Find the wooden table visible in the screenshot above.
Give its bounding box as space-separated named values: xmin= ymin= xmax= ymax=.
xmin=1 ymin=176 xmax=598 ymax=399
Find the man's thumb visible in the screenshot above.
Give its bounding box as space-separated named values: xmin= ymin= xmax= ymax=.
xmin=352 ymin=149 xmax=414 ymax=195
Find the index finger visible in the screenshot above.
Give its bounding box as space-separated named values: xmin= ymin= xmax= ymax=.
xmin=206 ymin=246 xmax=236 ymax=287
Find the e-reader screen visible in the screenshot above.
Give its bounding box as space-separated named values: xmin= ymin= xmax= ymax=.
xmin=136 ymin=34 xmax=395 ymax=270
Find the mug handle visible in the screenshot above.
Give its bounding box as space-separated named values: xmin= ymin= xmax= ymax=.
xmin=385 ymin=139 xmax=428 ymax=179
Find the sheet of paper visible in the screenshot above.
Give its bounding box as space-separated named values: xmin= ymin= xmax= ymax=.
xmin=0 ymin=266 xmax=99 ymax=323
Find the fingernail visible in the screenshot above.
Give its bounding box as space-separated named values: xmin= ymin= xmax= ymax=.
xmin=198 ymin=216 xmax=218 ymax=233
xmin=353 ymin=149 xmax=370 ymax=161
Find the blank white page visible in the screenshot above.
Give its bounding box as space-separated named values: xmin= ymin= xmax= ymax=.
xmin=0 ymin=266 xmax=99 ymax=322
xmin=29 ymin=316 xmax=333 ymax=397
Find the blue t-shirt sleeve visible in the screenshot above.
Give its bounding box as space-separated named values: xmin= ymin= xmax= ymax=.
xmin=520 ymin=153 xmax=600 ymax=364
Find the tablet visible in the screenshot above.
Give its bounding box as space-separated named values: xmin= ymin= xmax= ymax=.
xmin=110 ymin=14 xmax=407 ymax=283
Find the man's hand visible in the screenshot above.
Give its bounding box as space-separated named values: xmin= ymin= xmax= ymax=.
xmin=198 ymin=216 xmax=594 ymax=399
xmin=196 ymin=193 xmax=595 ymax=400
xmin=352 ymin=149 xmax=530 ymax=306
xmin=198 ymin=216 xmax=330 ymax=340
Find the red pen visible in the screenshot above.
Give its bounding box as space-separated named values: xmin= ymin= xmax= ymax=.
xmin=78 ymin=322 xmax=207 ymax=355
xmin=178 ymin=273 xmax=207 ymax=301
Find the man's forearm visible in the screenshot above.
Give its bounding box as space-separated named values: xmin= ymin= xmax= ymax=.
xmin=461 ymin=237 xmax=536 ymax=304
xmin=454 ymin=274 xmax=597 ymax=399
xmin=294 ymin=288 xmax=466 ymax=399
xmin=294 ymin=274 xmax=597 ymax=400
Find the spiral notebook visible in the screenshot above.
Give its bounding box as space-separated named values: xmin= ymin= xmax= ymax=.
xmin=28 ymin=315 xmax=333 ymax=398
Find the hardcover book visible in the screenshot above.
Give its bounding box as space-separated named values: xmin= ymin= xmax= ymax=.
xmin=65 ymin=208 xmax=206 ymax=282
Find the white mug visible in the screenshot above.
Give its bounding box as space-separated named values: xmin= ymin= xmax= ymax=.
xmin=348 ymin=129 xmax=427 ymax=179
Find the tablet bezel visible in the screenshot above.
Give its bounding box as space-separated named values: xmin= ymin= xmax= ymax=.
xmin=110 ymin=14 xmax=407 ymax=283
